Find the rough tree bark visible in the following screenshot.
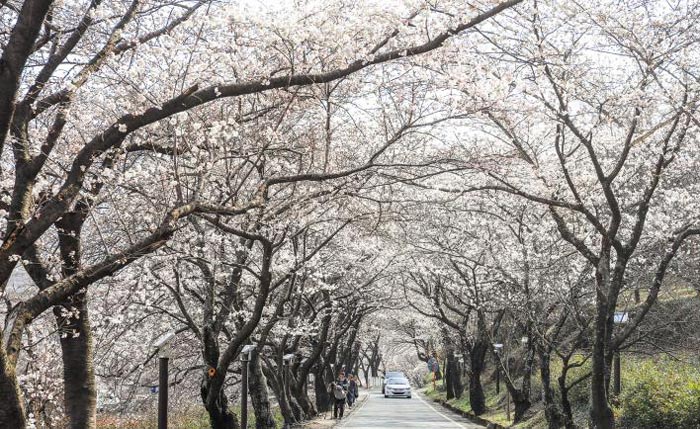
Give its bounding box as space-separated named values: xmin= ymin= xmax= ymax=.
xmin=285 ymin=371 xmax=305 ymax=422
xmin=557 ymin=356 xmax=581 ymax=429
xmin=467 ymin=339 xmax=488 ymax=416
xmin=290 ymin=372 xmax=316 ymax=418
xmin=0 ymin=350 xmax=26 ymax=428
xmin=201 ymin=321 xmax=239 ymax=429
xmin=589 ymin=258 xmax=615 ymax=429
xmin=263 ymin=364 xmax=297 ymax=427
xmin=445 ymin=342 xmax=463 ymax=400
xmin=54 ymin=295 xmax=96 ymax=429
xmin=53 ymin=209 xmax=97 ymax=429
xmin=538 ymin=349 xmax=564 ymax=429
xmin=497 ymin=346 xmax=534 ymax=423
xmin=248 ymin=350 xmax=276 ymax=429
xmin=314 ymin=365 xmax=332 ymax=413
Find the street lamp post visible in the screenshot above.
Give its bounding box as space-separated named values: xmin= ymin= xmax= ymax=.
xmin=494 ymin=343 xmax=510 ymax=421
xmin=454 ymin=353 xmax=463 ymax=376
xmin=282 ymin=354 xmax=295 ymax=429
xmin=153 ymin=331 xmax=176 ymax=429
xmin=493 ymin=344 xmax=503 ymax=395
xmin=613 ymin=311 xmax=629 ymax=396
xmin=240 ymin=344 xmax=257 ymax=429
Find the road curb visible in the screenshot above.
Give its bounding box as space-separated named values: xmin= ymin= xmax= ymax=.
xmin=424 ymin=394 xmax=507 ymax=429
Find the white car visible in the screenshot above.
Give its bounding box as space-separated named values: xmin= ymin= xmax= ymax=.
xmin=382 ymin=371 xmax=405 ymax=394
xmin=384 ymin=377 xmax=412 ymax=398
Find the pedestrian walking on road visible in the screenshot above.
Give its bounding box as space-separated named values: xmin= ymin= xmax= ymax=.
xmin=331 ymin=373 xmax=348 ymax=419
xmin=347 ymin=374 xmax=359 ymax=407
xmin=428 ymin=351 xmax=441 ymax=390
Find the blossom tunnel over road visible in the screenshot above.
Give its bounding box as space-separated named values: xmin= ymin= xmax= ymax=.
xmin=3 ymin=1 xmax=700 ymax=429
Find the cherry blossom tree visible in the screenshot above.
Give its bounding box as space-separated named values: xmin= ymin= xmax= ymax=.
xmin=424 ymin=2 xmax=700 ymax=427
xmin=0 ymin=1 xmax=524 ymax=427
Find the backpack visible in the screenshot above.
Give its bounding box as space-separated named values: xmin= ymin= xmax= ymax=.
xmin=427 ymin=357 xmax=436 ymax=372
xmin=333 ymin=384 xmax=347 ymax=400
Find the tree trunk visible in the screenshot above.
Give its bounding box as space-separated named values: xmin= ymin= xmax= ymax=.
xmin=347 ymin=341 xmax=361 ymax=376
xmin=263 ymin=366 xmax=296 ymax=427
xmin=467 ymin=342 xmax=487 ymax=415
xmin=590 ymin=303 xmax=614 ymax=429
xmin=558 ymin=370 xmax=576 ymax=429
xmin=0 ymin=351 xmax=26 ymax=429
xmin=248 ymin=351 xmax=276 ymax=429
xmin=52 ymin=210 xmax=97 ymax=429
xmin=287 ymin=390 xmax=305 ymax=423
xmin=284 ymin=372 xmax=305 ymax=422
xmin=512 ymin=390 xmax=531 ymax=423
xmin=539 ymin=350 xmax=563 ymax=429
xmin=445 ymin=351 xmax=456 ymax=400
xmin=206 ymin=396 xmax=239 ymax=429
xmin=369 ymin=340 xmax=380 ymax=378
xmin=511 ymin=342 xmax=535 ymax=423
xmin=314 ymin=367 xmax=332 ymax=412
xmin=467 ymin=368 xmax=486 ymax=415
xmin=290 ymin=377 xmax=316 ymax=418
xmin=203 ymin=380 xmax=239 ymax=429
xmin=55 ymin=294 xmax=96 ymax=429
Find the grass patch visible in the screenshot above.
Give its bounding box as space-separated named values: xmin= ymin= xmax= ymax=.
xmin=97 ymin=404 xmax=285 ymax=429
xmin=96 ymin=409 xmax=209 ymax=429
xmin=422 ymin=373 xmax=514 ymax=426
xmin=617 ymin=357 xmax=700 ymax=429
xmin=423 ymin=354 xmax=700 ymax=429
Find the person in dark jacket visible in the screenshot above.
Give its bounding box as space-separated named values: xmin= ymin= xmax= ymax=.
xmin=347 ymin=374 xmax=359 ymax=407
xmin=340 ymin=372 xmax=350 ymax=394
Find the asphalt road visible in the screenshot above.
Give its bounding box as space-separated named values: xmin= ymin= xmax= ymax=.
xmin=336 ymin=391 xmax=485 ymax=428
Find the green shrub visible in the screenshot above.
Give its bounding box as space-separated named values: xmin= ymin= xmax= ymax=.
xmin=619 ymin=360 xmax=700 ymax=429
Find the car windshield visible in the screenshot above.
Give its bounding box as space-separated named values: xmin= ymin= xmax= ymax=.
xmin=387 ymin=378 xmax=409 ymax=385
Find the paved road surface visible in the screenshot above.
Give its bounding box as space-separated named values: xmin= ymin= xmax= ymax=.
xmin=337 ymin=391 xmax=485 ymax=428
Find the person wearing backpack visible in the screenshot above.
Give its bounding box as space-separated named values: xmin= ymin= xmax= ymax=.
xmin=428 ymin=352 xmax=442 ymax=390
xmin=330 ymin=374 xmax=348 ymax=419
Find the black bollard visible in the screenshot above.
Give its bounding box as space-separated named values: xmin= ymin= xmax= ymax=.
xmin=158 ymin=356 xmax=169 ymax=429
